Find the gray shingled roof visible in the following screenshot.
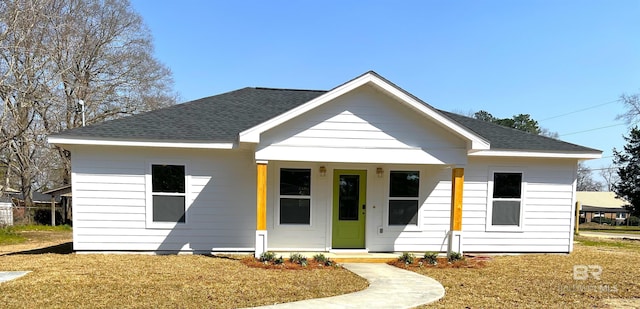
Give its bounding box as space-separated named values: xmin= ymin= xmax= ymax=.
xmin=51 ymin=86 xmax=600 ymax=153
xmin=440 ymin=111 xmax=600 ymax=152
xmin=53 ymin=87 xmax=326 ymax=142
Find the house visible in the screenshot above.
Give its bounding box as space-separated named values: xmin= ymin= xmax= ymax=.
xmin=9 ymin=191 xmax=60 ymax=225
xmin=577 ymin=191 xmax=630 ymax=225
xmin=43 ymin=185 xmax=73 ymax=225
xmin=48 ymin=71 xmax=601 ymax=255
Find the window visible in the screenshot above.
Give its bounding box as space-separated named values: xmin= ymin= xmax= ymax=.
xmin=489 ymin=172 xmax=523 ymax=229
xmin=279 ymin=168 xmax=311 ymax=225
xmin=151 ymin=165 xmax=186 ymax=223
xmin=388 ymin=171 xmax=419 ymax=226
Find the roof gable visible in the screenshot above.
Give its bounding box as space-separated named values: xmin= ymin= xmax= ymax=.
xmin=239 ymin=71 xmax=490 ymax=150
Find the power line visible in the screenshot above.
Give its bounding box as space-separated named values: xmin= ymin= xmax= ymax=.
xmin=589 ymin=167 xmax=617 ymax=171
xmin=558 ymin=123 xmax=626 ymax=136
xmin=540 ymin=99 xmax=622 ymax=121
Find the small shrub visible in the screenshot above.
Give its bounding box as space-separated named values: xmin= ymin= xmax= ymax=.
xmin=398 ymin=252 xmax=415 ymax=265
xmin=313 ymin=253 xmax=336 ymax=266
xmin=313 ymin=253 xmax=327 ymax=263
xmin=448 ymin=251 xmax=463 ymax=262
xmin=259 ymin=251 xmax=276 ymax=262
xmin=324 ymin=259 xmax=336 ymax=267
xmin=273 ymin=255 xmax=284 ymax=265
xmin=423 ymin=252 xmax=438 ymax=265
xmin=289 ymin=253 xmax=308 ymax=266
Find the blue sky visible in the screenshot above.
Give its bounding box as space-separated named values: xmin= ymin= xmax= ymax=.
xmin=130 ymin=0 xmax=639 ymax=180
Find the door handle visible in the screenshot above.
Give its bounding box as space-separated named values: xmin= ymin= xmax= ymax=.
xmin=362 ymin=204 xmax=366 ymax=215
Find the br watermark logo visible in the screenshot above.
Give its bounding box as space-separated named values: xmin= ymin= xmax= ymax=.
xmin=573 ymin=265 xmax=602 ymax=280
xmin=559 ymin=265 xmax=618 ymax=293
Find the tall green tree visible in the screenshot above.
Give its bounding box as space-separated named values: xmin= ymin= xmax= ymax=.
xmin=473 ymin=110 xmax=542 ymax=135
xmin=612 ymin=127 xmax=640 ymax=216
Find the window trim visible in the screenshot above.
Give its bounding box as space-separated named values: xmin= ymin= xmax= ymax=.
xmin=385 ymin=169 xmax=421 ymax=230
xmin=145 ymin=162 xmax=190 ymax=229
xmin=276 ymin=167 xmax=313 ymax=226
xmin=486 ymin=168 xmax=525 ymax=232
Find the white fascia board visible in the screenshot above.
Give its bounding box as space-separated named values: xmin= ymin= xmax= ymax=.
xmin=469 ymin=150 xmax=602 ymax=159
xmin=367 ymin=75 xmax=490 ymax=150
xmin=239 ymin=74 xmax=374 ymax=143
xmin=239 ymin=72 xmax=490 ymax=150
xmin=47 ymin=137 xmax=234 ymax=149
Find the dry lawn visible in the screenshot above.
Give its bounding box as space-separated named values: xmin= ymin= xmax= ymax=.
xmin=0 ymin=229 xmax=367 ymax=308
xmin=0 ymin=227 xmax=72 ymax=254
xmin=414 ymin=236 xmax=640 ymax=309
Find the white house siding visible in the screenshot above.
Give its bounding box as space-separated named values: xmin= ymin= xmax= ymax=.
xmin=266 ymin=162 xmax=456 ymax=252
xmin=461 ymin=157 xmax=578 ymax=253
xmin=255 ymin=85 xmax=468 ymax=165
xmin=265 ymin=161 xmax=328 ymax=251
xmin=71 ymin=146 xmax=256 ymax=252
xmin=265 ymin=157 xmax=578 ymax=253
xmin=366 ymin=165 xmax=454 ymax=252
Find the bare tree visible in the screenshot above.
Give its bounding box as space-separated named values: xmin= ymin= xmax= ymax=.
xmin=577 ymin=162 xmax=603 ymax=191
xmin=617 ymin=93 xmax=640 ymax=125
xmin=0 ymin=0 xmax=59 ymax=205
xmin=598 ymin=164 xmax=619 ymax=192
xmin=0 ymin=0 xmax=176 ymax=204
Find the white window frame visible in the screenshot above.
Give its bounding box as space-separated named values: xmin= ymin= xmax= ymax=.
xmin=145 ymin=162 xmax=190 ymax=229
xmin=486 ymin=168 xmax=525 ymax=232
xmin=276 ymin=167 xmax=313 ymax=226
xmin=385 ymin=169 xmax=421 ymax=231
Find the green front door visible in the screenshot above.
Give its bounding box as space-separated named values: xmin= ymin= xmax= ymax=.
xmin=332 ymin=170 xmax=366 ymax=249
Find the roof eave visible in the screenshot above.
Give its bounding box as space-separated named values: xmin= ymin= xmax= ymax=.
xmin=47 ymin=136 xmax=235 ymax=149
xmin=469 ymin=149 xmax=602 ymax=159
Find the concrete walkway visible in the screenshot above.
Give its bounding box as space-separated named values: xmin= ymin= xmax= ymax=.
xmin=249 ymin=263 xmax=445 ymax=309
xmin=0 ymin=271 xmax=30 ymax=283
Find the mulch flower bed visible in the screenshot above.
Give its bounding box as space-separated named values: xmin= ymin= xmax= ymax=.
xmin=388 ymin=255 xmax=490 ymax=269
xmin=241 ymin=256 xmax=341 ymax=270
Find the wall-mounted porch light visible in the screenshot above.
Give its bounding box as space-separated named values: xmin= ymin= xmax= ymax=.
xmin=376 ymin=167 xmax=383 ymax=178
xmin=319 ymin=166 xmax=327 ymax=177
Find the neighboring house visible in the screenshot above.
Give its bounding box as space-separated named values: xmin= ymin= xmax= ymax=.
xmin=577 ymin=191 xmax=630 ymax=224
xmin=48 ymin=71 xmax=601 ymax=255
xmin=43 ymin=185 xmax=73 ymax=225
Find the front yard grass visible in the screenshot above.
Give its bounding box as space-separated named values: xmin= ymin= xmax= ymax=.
xmin=0 ymin=253 xmax=368 ymax=308
xmin=414 ymin=236 xmax=640 ymax=308
xmin=1 ymin=228 xmax=368 ymax=308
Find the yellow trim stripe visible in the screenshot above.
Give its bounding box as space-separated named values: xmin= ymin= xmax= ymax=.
xmin=256 ymin=163 xmax=267 ymax=230
xmin=451 ymin=168 xmax=464 ymax=231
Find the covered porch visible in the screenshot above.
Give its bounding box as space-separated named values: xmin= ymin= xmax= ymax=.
xmin=253 ymin=161 xmax=465 ymax=257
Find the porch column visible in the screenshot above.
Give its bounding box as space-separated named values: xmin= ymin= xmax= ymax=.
xmin=448 ymin=167 xmax=464 ymax=256
xmin=255 ymin=161 xmax=268 ymax=258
